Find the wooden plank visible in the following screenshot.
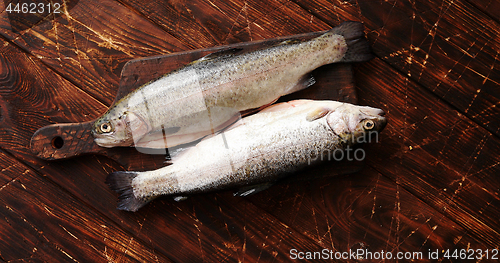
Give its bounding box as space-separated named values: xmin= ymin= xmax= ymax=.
xmin=247 ymin=167 xmax=492 ymax=261
xmin=355 ymin=58 xmax=500 ymax=248
xmin=0 ymin=150 xmax=172 ymax=262
xmin=118 ymin=0 xmax=328 ymax=45
xmin=0 ymin=0 xmax=189 ymax=106
xmin=467 ymin=0 xmax=500 ymax=22
xmin=0 ymin=150 xmax=19 ymax=186
xmin=129 ymin=194 xmax=335 ymax=262
xmin=291 ymin=0 xmax=500 ymax=136
xmin=116 ymin=0 xmax=222 ymax=48
xmin=0 ymin=40 xmax=105 ymax=162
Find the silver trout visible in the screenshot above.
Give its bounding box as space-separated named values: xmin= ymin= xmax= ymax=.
xmin=106 ymin=100 xmax=386 ymax=211
xmin=92 ymin=22 xmax=373 ymax=149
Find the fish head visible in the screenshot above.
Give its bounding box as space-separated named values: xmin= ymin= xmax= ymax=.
xmin=326 ymin=103 xmax=386 ymax=145
xmin=92 ymin=107 xmax=149 ymax=148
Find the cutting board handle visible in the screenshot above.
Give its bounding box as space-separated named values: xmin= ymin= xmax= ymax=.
xmin=30 ymin=121 xmax=103 ymax=160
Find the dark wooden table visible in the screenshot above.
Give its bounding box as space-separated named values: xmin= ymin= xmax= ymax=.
xmin=0 ymin=0 xmax=499 ymax=262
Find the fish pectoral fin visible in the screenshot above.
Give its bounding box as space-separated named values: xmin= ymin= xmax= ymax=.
xmin=285 ymin=73 xmax=316 ymax=95
xmin=134 ymin=131 xmax=166 ymax=148
xmin=306 ymin=107 xmax=331 ymax=122
xmin=162 ymin=126 xmax=181 ymax=135
xmin=234 ymin=182 xmax=275 ymax=197
xmin=134 ymin=126 xmax=182 ymax=149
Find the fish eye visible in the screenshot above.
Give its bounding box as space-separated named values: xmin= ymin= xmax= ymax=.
xmin=100 ymin=122 xmax=113 ymax=133
xmin=363 ymin=120 xmax=374 ymax=130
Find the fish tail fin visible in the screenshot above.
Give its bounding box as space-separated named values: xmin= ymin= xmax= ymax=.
xmin=330 ymin=21 xmax=374 ymax=62
xmin=106 ymin=171 xmax=152 ymax=212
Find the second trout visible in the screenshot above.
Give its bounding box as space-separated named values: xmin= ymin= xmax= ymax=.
xmin=106 ymin=100 xmax=386 ymax=211
xmin=93 ymin=22 xmax=373 ymax=149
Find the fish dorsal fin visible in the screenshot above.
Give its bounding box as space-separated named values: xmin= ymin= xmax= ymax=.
xmin=306 ymin=107 xmax=331 ymax=122
xmin=277 ymin=39 xmax=301 ymax=46
xmin=197 ymin=48 xmax=244 ymax=62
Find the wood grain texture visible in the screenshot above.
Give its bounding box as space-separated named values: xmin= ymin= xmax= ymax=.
xmin=0 ymin=0 xmax=189 ymax=106
xmin=0 ymin=150 xmax=171 ymax=262
xmin=248 ymin=167 xmax=492 ymax=260
xmin=466 ymin=0 xmax=500 ymax=23
xmin=0 ymin=40 xmax=105 ymax=160
xmin=293 ymin=0 xmax=500 ymax=137
xmin=355 ymin=57 xmax=500 ymax=247
xmin=0 ymin=0 xmax=499 ymax=262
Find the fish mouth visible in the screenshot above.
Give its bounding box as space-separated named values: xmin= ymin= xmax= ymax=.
xmin=93 ymin=133 xmax=130 ymax=148
xmin=95 ymin=129 xmax=140 ymax=148
xmin=372 ymin=109 xmax=387 ymax=131
xmin=93 ymin=136 xmax=116 ymax=148
xmin=360 ymin=108 xmax=385 ymax=118
xmin=373 ymin=115 xmax=387 ymax=133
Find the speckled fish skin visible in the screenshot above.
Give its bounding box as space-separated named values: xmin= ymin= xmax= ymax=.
xmin=92 ymin=22 xmax=373 ymax=149
xmin=106 ymin=100 xmax=386 ymax=211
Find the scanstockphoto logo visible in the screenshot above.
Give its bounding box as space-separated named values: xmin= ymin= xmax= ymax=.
xmin=307 ymin=130 xmax=381 ymax=165
xmin=289 ymin=248 xmax=424 ymax=261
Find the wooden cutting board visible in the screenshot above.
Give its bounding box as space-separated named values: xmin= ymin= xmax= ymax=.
xmin=29 ymin=30 xmax=359 ymax=171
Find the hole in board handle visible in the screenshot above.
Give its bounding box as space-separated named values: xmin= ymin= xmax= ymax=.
xmin=51 ymin=136 xmax=64 ymax=149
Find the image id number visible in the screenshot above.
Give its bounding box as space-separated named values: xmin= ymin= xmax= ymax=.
xmin=443 ymin=249 xmax=498 ymax=260
xmin=6 ymin=2 xmax=61 ymax=14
